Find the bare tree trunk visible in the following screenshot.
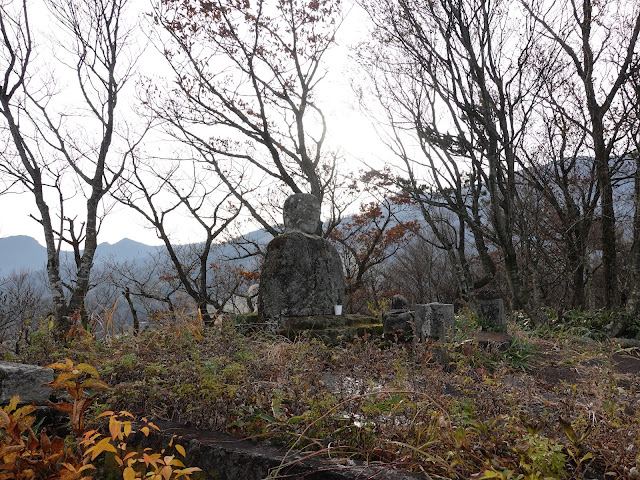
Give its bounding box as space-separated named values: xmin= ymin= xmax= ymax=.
xmin=627 ymin=155 xmax=640 ymax=317
xmin=523 ymin=0 xmax=640 ymax=309
xmin=591 ymin=111 xmax=619 ymax=307
xmin=122 ymin=287 xmax=140 ymax=335
xmin=0 ymin=0 xmax=141 ymax=339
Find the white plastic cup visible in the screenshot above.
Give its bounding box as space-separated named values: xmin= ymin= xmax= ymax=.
xmin=334 ymin=305 xmax=343 ymax=315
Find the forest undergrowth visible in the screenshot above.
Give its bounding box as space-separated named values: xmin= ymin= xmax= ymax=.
xmin=5 ymin=311 xmax=640 ymax=479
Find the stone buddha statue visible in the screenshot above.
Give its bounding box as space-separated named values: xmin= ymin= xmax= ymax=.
xmin=258 ymin=193 xmax=345 ymax=331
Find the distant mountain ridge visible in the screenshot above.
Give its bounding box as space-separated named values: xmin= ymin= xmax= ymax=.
xmin=0 ymin=236 xmax=161 ymax=274
xmin=0 ymin=235 xmax=48 ymax=274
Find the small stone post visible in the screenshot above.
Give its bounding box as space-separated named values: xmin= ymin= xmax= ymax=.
xmin=382 ymin=295 xmax=414 ymax=340
xmin=414 ymin=304 xmax=429 ymax=342
xmin=414 ymin=303 xmax=454 ymax=342
xmin=477 ymin=296 xmax=507 ymax=333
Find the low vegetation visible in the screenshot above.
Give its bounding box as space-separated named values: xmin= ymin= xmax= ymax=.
xmin=3 ymin=310 xmax=640 ymax=479
xmin=0 ymin=359 xmax=200 ymax=480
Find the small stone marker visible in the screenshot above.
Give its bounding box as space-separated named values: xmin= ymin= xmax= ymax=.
xmin=382 ymin=294 xmax=414 ymax=340
xmin=0 ymin=361 xmax=54 ymax=404
xmin=477 ymin=290 xmax=507 ymax=333
xmin=414 ymin=304 xmax=428 ymax=341
xmin=258 ymin=193 xmax=345 ymax=331
xmin=415 ymin=302 xmax=454 ymax=342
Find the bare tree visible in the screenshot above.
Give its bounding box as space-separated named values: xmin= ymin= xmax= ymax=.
xmin=520 ymin=103 xmax=599 ymax=310
xmin=145 ymin=0 xmax=345 ymax=236
xmin=0 ymin=0 xmax=144 ymax=336
xmin=328 ymin=195 xmax=417 ymax=312
xmin=382 ymin=236 xmax=457 ymax=305
xmin=624 ymin=69 xmax=640 ymax=317
xmin=0 ymin=269 xmax=48 ymax=351
xmin=359 ymin=0 xmax=551 ymax=324
xmin=116 ymin=155 xmax=242 ymax=323
xmin=104 ymin=253 xmax=181 ymax=325
xmin=522 ymin=0 xmax=640 ymax=308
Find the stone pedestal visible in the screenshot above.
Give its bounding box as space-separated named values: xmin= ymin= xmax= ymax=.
xmin=414 ymin=303 xmax=454 ymax=342
xmin=478 ymin=298 xmax=507 ymax=333
xmin=280 ymin=314 xmax=383 ymax=345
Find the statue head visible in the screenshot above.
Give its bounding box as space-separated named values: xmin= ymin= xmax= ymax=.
xmin=390 ymin=294 xmax=409 ymax=310
xmin=283 ymin=193 xmax=321 ymax=234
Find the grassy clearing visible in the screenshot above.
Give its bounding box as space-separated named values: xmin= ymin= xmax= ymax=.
xmin=6 ymin=312 xmax=640 ymax=479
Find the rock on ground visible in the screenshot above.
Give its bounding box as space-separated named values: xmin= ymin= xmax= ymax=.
xmin=0 ymin=361 xmax=54 ymax=405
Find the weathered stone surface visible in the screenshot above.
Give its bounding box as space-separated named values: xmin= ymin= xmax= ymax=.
xmin=258 ymin=193 xmax=345 ymax=331
xmin=478 ymin=297 xmax=507 ymax=333
xmin=283 ymin=193 xmax=321 ymax=234
xmin=382 ymin=310 xmax=414 ymax=340
xmin=390 ymin=294 xmax=409 ymax=310
xmin=258 ymin=232 xmax=345 ymax=330
xmin=0 ymin=361 xmax=54 ymax=404
xmin=415 ymin=303 xmax=454 ymax=342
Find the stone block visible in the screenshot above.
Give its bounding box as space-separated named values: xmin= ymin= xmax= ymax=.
xmin=283 ymin=193 xmax=321 ymax=234
xmin=414 ymin=304 xmax=429 ymax=341
xmin=478 ymin=298 xmax=507 ymax=332
xmin=382 ymin=310 xmax=414 ymax=341
xmin=258 ymin=233 xmax=345 ymax=328
xmin=415 ymin=303 xmax=454 ymax=342
xmin=0 ymin=361 xmax=54 ymax=405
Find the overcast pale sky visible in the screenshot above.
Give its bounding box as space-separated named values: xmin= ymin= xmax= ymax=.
xmin=0 ymin=0 xmax=387 ymax=247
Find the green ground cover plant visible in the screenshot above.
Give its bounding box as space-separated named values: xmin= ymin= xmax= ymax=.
xmin=6 ymin=311 xmax=640 ymax=479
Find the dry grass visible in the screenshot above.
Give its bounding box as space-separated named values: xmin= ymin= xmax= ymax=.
xmin=10 ymin=315 xmax=640 ymax=479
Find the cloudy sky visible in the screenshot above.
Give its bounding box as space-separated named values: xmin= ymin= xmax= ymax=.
xmin=0 ymin=0 xmax=387 ymax=247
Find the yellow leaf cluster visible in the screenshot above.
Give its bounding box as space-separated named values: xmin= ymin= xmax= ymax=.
xmin=1 ymin=360 xmax=201 ymax=480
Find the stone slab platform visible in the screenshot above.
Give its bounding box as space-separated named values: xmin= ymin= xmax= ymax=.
xmin=279 ymin=314 xmax=383 ymax=344
xmin=234 ymin=314 xmax=383 ymax=345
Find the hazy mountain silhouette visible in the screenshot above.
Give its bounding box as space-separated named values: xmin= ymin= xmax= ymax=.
xmin=0 ymin=236 xmax=161 ymax=275
xmin=93 ymin=238 xmax=161 ymax=263
xmin=0 ymin=235 xmax=48 ymax=273
xmin=2 ymin=159 xmax=633 ymax=276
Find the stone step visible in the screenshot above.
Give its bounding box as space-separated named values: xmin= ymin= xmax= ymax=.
xmin=135 ymin=419 xmax=426 ymax=480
